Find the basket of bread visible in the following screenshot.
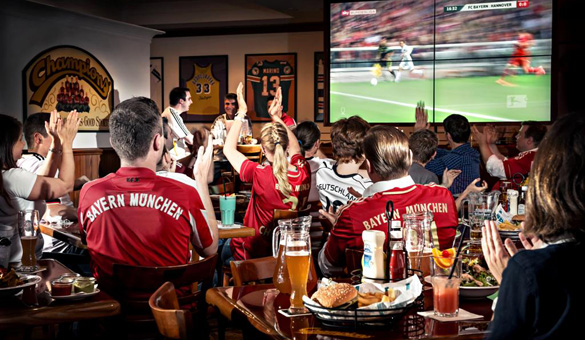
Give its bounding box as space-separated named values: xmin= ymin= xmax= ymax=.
xmin=302 ymin=275 xmax=423 ymax=327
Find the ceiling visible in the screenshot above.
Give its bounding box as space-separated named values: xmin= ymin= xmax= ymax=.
xmin=29 ymin=0 xmax=325 ymax=37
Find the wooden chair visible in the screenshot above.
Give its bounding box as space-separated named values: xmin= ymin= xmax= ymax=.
xmin=149 ymin=281 xmax=193 ymax=340
xmin=230 ymin=256 xmax=277 ymax=286
xmin=237 ymin=144 xmax=263 ymax=164
xmin=112 ymin=254 xmax=218 ymax=338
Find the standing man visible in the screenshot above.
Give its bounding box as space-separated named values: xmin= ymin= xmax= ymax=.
xmin=162 ymin=87 xmax=194 ymax=159
xmin=79 ymin=97 xmax=218 ymax=292
xmin=472 ymin=122 xmax=546 ymax=181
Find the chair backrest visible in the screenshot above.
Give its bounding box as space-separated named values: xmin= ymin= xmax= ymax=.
xmin=230 ymin=256 xmax=278 ymax=286
xmin=112 ymin=254 xmax=218 ymax=325
xmin=345 ymin=248 xmax=364 ymax=275
xmin=237 ymin=144 xmax=263 ymax=164
xmin=149 ymin=281 xmax=193 ymax=340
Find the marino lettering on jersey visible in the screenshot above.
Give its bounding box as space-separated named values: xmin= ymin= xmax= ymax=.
xmin=78 ymin=167 xmax=213 ymax=282
xmin=323 ymin=184 xmax=458 ymax=269
xmin=230 ymin=154 xmax=310 ymax=260
xmin=247 ymin=60 xmax=294 ymax=118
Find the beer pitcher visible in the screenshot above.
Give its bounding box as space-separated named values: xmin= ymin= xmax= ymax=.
xmin=403 ymin=211 xmax=434 ymax=276
xmin=462 ymin=191 xmax=500 ymax=255
xmin=271 ymin=216 xmax=317 ymax=294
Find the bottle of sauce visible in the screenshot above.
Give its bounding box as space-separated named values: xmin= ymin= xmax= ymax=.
xmin=362 ymin=230 xmax=386 ymax=283
xmin=518 ymin=186 xmax=527 ymax=215
xmin=389 ymin=222 xmax=405 ymax=281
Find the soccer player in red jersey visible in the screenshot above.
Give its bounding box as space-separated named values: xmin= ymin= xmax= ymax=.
xmin=318 ymin=126 xmax=458 ymax=276
xmin=223 ymin=84 xmax=310 ymax=261
xmin=497 ymin=32 xmax=546 ymax=86
xmin=79 ymin=97 xmax=218 ymax=292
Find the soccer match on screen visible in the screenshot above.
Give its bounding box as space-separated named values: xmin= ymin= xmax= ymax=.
xmin=329 ymin=0 xmax=552 ymax=123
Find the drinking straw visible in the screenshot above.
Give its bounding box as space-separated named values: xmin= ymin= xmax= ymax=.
xmin=385 ymin=200 xmax=394 ymax=282
xmin=223 ymin=179 xmax=227 ymax=198
xmin=448 ymin=224 xmax=468 ymax=279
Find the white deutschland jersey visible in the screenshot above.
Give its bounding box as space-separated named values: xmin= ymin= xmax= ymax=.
xmin=315 ymin=159 xmax=372 ymax=212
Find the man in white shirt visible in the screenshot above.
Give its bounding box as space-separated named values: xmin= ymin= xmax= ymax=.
xmin=161 ymin=87 xmax=194 ymax=159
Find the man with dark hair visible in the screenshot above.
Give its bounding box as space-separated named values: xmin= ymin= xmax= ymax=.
xmin=408 ymin=129 xmax=439 ymax=185
xmin=79 ymin=97 xmax=217 ymax=292
xmin=162 ymin=87 xmax=193 ymax=159
xmin=420 ymin=110 xmax=480 ymax=196
xmin=18 ymin=112 xmax=88 ymax=254
xmin=319 ymin=126 xmax=458 ymax=276
xmin=472 ymin=121 xmax=547 ymax=181
xmin=210 ymin=92 xmax=252 ymax=182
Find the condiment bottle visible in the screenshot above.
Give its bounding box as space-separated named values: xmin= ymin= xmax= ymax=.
xmin=518 ymin=186 xmax=527 ymax=215
xmin=389 ymin=221 xmax=405 ymax=281
xmin=362 ymin=230 xmax=386 ymax=283
xmin=507 ymin=189 xmax=519 ymax=216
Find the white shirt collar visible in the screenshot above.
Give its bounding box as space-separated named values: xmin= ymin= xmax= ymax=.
xmin=362 ymin=175 xmax=415 ymax=198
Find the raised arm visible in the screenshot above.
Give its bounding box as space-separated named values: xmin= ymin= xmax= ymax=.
xmin=35 ymin=110 xmax=62 ymax=177
xmin=414 ymin=101 xmax=430 ymax=131
xmin=193 ymin=135 xmax=218 ymax=256
xmin=27 ymin=110 xmax=79 ymax=201
xmin=223 ymin=82 xmax=250 ymax=174
xmin=269 ymin=87 xmax=301 ymax=156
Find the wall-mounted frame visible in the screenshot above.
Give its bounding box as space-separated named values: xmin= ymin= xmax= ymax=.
xmin=22 ymin=45 xmax=114 ymax=132
xmin=179 ymin=55 xmax=228 ymax=123
xmin=314 ymin=52 xmax=325 ymax=122
xmin=245 ymin=53 xmax=296 ymax=122
xmin=150 ymin=57 xmax=164 ymax=111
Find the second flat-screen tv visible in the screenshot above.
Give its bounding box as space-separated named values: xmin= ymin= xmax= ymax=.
xmin=328 ymin=0 xmax=553 ymax=124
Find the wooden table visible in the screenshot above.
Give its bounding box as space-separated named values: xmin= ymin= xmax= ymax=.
xmin=39 ymin=222 xmax=86 ymax=249
xmin=219 ymin=226 xmax=256 ymax=239
xmin=206 ymin=283 xmax=493 ymax=340
xmin=0 ymin=259 xmax=120 ymax=329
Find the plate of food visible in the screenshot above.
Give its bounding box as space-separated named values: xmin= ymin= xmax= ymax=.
xmin=0 ymin=268 xmax=42 ymax=297
xmin=497 ymin=221 xmax=521 ymax=240
xmin=460 ymin=257 xmax=499 ymax=298
xmin=51 ymin=289 xmax=100 ymax=301
xmin=303 ymin=276 xmax=423 ymax=326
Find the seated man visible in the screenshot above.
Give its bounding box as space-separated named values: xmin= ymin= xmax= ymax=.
xmin=472 ymin=121 xmax=546 ymax=183
xmin=319 ymin=126 xmax=458 ymax=276
xmin=161 ymin=87 xmax=194 ymax=159
xmin=315 ymin=116 xmax=372 ymax=212
xmin=79 ymin=97 xmax=218 ymax=291
xmin=18 ymin=112 xmax=89 ymax=254
xmin=422 ymin=112 xmax=480 ymax=196
xmin=408 ymin=129 xmax=439 ymax=185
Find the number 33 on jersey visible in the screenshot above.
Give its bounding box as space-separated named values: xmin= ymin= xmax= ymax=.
xmin=186 ymin=63 xmax=220 ymax=115
xmin=247 ymin=60 xmax=294 ymax=118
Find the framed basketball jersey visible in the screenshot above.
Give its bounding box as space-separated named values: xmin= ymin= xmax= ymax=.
xmin=245 ymin=53 xmax=296 ymax=122
xmin=179 ymin=55 xmax=228 ymax=122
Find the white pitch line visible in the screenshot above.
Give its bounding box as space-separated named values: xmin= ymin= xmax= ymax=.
xmin=331 ymin=91 xmax=517 ymax=122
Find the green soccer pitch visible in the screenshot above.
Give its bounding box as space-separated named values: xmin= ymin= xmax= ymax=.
xmin=329 ymin=75 xmax=551 ymax=123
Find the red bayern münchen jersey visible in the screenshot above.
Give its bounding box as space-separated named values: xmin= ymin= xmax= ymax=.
xmin=231 ymin=154 xmax=311 ymax=260
xmin=503 ymin=150 xmax=536 ymax=179
xmin=323 ymin=184 xmax=458 ymax=269
xmin=79 ymin=167 xmax=213 ymax=284
xmin=513 ymin=33 xmax=534 ymax=57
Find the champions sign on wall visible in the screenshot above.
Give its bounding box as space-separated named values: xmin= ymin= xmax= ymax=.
xmin=23 ymin=46 xmax=114 ymax=131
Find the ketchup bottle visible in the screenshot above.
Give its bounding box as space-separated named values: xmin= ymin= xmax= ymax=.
xmin=389 ymin=223 xmax=405 ymax=281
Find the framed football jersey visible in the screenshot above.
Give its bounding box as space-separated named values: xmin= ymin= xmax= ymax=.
xmin=245 ymin=53 xmax=297 ymax=122
xmin=179 ymin=55 xmax=228 ymax=122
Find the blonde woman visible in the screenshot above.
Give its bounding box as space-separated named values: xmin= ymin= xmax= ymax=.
xmin=223 ymin=85 xmax=310 ymax=260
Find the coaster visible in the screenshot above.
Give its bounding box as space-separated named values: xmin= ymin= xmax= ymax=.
xmin=278 ymin=309 xmax=312 ymax=317
xmin=417 ymin=308 xmax=484 ymax=322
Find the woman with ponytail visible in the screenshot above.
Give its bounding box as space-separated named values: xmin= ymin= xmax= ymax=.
xmin=223 ymin=84 xmax=311 ymax=260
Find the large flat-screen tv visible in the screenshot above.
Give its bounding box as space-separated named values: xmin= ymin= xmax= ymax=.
xmin=327 ymin=0 xmax=553 ymax=124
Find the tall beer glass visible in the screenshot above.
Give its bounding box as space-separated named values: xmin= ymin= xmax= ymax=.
xmin=19 ymin=210 xmax=39 ymax=271
xmin=285 ymin=229 xmax=311 ymax=313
